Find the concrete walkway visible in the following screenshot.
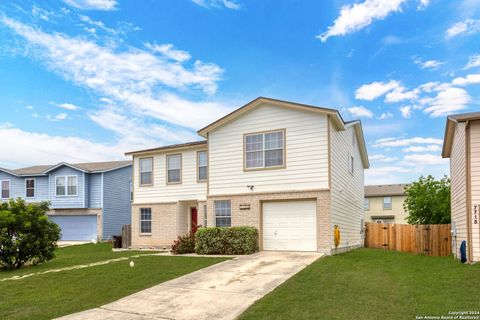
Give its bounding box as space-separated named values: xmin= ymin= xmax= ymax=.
xmin=56 ymin=251 xmax=323 ymax=320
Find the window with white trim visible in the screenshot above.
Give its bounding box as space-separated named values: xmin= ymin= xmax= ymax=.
xmin=245 ymin=130 xmax=284 ymax=169
xmin=55 ymin=176 xmax=77 ymax=196
xmin=198 ymin=151 xmax=207 ymax=181
xmin=348 ymin=155 xmax=354 ymax=174
xmin=139 ymin=158 xmax=153 ymax=186
xmin=383 ymin=197 xmax=392 ymax=210
xmin=140 ymin=208 xmax=152 ymax=234
xmin=364 ymin=198 xmax=370 ymax=210
xmin=167 ymin=154 xmax=181 ymax=183
xmin=26 ymin=178 xmax=35 ymax=198
xmin=1 ymin=180 xmax=10 ymax=199
xmin=215 ymin=200 xmax=231 ymax=227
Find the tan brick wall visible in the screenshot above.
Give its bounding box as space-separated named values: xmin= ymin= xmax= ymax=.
xmin=131 ymin=203 xmax=178 ymax=249
xmin=207 ymin=190 xmax=332 ymax=254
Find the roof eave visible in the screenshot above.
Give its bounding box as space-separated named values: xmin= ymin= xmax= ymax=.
xmin=441 ymin=117 xmax=456 ymax=158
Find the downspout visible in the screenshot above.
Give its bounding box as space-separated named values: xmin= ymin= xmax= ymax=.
xmin=466 ymin=120 xmax=473 ymax=263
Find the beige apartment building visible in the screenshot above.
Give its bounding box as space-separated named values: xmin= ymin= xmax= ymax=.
xmin=364 ymin=184 xmax=408 ymax=224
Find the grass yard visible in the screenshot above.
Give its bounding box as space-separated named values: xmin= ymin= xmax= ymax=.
xmin=0 ymin=243 xmax=227 ymax=320
xmin=240 ymin=248 xmax=480 ymax=320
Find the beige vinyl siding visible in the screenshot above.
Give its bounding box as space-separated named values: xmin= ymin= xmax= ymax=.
xmin=133 ymin=148 xmax=207 ymax=204
xmin=365 ymin=196 xmax=408 ymax=223
xmin=469 ymin=120 xmax=480 ymax=261
xmin=208 ymin=103 xmax=329 ymax=195
xmin=330 ymin=123 xmax=364 ymax=249
xmin=450 ymin=122 xmax=468 ymax=258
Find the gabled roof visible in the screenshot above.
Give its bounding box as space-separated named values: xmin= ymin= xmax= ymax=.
xmin=125 ymin=141 xmax=207 ymax=156
xmin=442 ymin=111 xmax=480 ymax=158
xmin=365 ymin=184 xmax=408 ymax=197
xmin=197 ymin=97 xmax=345 ymax=137
xmin=0 ymin=161 xmax=132 ymax=177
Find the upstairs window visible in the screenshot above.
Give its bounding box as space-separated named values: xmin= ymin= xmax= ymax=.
xmin=245 ymin=130 xmax=284 ymax=169
xmin=364 ymin=198 xmax=370 ymax=210
xmin=197 ymin=151 xmax=208 ymax=181
xmin=383 ymin=197 xmax=392 ymax=210
xmin=55 ymin=176 xmax=77 ymax=196
xmin=348 ymin=155 xmax=354 ymax=174
xmin=26 ymin=178 xmax=35 ymax=198
xmin=167 ymin=154 xmax=181 ymax=184
xmin=139 ymin=158 xmax=153 ymax=186
xmin=1 ymin=180 xmax=10 ymax=199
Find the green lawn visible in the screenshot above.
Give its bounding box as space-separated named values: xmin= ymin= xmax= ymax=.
xmin=0 ymin=244 xmax=227 ymax=320
xmin=240 ymin=248 xmax=480 ymax=320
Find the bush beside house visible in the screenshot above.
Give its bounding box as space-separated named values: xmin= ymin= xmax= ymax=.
xmin=0 ymin=199 xmax=61 ymax=269
xmin=195 ymin=226 xmax=259 ymax=255
xmin=171 ymin=231 xmax=196 ymax=254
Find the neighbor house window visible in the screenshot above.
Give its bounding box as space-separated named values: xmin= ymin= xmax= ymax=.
xmin=1 ymin=180 xmax=10 ymax=199
xmin=383 ymin=197 xmax=392 ymax=210
xmin=348 ymin=155 xmax=354 ymax=174
xmin=140 ymin=208 xmax=152 ymax=234
xmin=245 ymin=130 xmax=284 ymax=169
xmin=25 ymin=178 xmax=35 ymax=198
xmin=215 ymin=200 xmax=231 ymax=227
xmin=167 ymin=154 xmax=181 ymax=184
xmin=197 ymin=151 xmax=208 ymax=181
xmin=139 ymin=158 xmax=153 ymax=186
xmin=364 ymin=198 xmax=370 ymax=210
xmin=130 ymin=181 xmax=133 ymax=202
xmin=55 ymin=176 xmax=77 ymax=196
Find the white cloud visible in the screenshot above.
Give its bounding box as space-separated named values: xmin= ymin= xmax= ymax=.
xmin=452 ymin=73 xmax=480 ymax=86
xmin=446 ymin=19 xmax=480 ymax=38
xmin=145 ymin=43 xmax=191 ymax=62
xmin=347 ymin=106 xmax=374 ymax=118
xmin=414 ymin=58 xmax=444 ymax=70
xmin=377 ymin=112 xmax=393 ymax=120
xmin=26 ymin=105 xmax=34 ymax=110
xmin=190 ymin=0 xmax=241 ymax=10
xmin=355 ymin=80 xmax=400 ymax=101
xmin=402 ymin=153 xmax=448 ymax=166
xmin=402 ymin=145 xmax=442 ymax=152
xmin=399 ymin=106 xmax=412 ymax=118
xmin=47 ymin=113 xmax=69 ymax=121
xmin=317 ymin=0 xmax=408 ymax=42
xmin=62 ymin=0 xmax=117 ymax=11
xmin=373 ymin=137 xmax=443 ymax=148
xmin=369 ymin=154 xmax=398 ymax=162
xmin=51 ymin=102 xmax=81 ymax=111
xmin=422 ymin=87 xmax=471 ymax=117
xmin=464 ymin=54 xmax=480 ymax=70
xmin=385 ymin=86 xmax=419 ymax=103
xmin=418 ymin=0 xmax=429 ymax=9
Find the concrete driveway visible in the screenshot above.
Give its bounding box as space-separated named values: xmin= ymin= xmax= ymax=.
xmin=57 ymin=251 xmax=322 ymax=320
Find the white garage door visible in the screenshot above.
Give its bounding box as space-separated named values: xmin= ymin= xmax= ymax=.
xmin=49 ymin=215 xmax=97 ymax=241
xmin=262 ymin=200 xmax=317 ymax=251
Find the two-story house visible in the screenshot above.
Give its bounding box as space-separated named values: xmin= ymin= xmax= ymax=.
xmin=0 ymin=161 xmax=132 ymax=242
xmin=126 ymin=97 xmax=369 ymax=254
xmin=442 ymin=111 xmax=480 ymax=263
xmin=364 ymin=184 xmax=409 ymax=224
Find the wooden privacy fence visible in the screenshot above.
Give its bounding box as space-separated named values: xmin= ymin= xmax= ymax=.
xmin=364 ymin=222 xmax=451 ymax=257
xmin=121 ymin=224 xmax=132 ymax=249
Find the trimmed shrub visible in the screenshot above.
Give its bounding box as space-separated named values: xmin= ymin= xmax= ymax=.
xmin=171 ymin=231 xmax=196 ymax=254
xmin=195 ymin=226 xmax=259 ymax=255
xmin=0 ymin=199 xmax=61 ymax=269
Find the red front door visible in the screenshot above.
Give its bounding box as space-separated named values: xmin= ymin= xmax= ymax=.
xmin=191 ymin=208 xmax=198 ymax=233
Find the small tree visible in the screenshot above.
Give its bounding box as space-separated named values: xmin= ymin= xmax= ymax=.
xmin=404 ymin=175 xmax=451 ymax=224
xmin=0 ymin=199 xmax=61 ymax=269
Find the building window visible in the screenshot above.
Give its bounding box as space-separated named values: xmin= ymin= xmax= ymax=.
xmin=130 ymin=181 xmax=133 ymax=202
xmin=26 ymin=178 xmax=35 ymax=198
xmin=1 ymin=180 xmax=10 ymax=199
xmin=167 ymin=154 xmax=182 ymax=184
xmin=140 ymin=208 xmax=152 ymax=234
xmin=383 ymin=197 xmax=392 ymax=210
xmin=215 ymin=200 xmax=231 ymax=227
xmin=198 ymin=151 xmax=208 ymax=181
xmin=139 ymin=158 xmax=153 ymax=186
xmin=55 ymin=176 xmax=78 ymax=196
xmin=364 ymin=198 xmax=370 ymax=210
xmin=245 ymin=130 xmax=284 ymax=169
xmin=348 ymin=155 xmax=354 ymax=174
xmin=203 ymin=204 xmax=207 ymax=227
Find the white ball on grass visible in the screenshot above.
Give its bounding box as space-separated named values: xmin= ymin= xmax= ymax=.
xmin=129 ymin=261 xmax=134 ymax=267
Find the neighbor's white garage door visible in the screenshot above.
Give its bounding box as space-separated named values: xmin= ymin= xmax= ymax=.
xmin=262 ymin=200 xmax=317 ymax=251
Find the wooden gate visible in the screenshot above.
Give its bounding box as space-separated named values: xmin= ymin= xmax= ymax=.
xmin=364 ymin=223 xmax=451 ymax=256
xmin=121 ymin=224 xmax=132 ymax=249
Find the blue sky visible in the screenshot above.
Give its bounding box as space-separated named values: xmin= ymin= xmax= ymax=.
xmin=0 ymin=0 xmax=479 ymax=184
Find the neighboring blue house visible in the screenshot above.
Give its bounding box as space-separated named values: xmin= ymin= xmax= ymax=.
xmin=0 ymin=161 xmax=132 ymax=241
